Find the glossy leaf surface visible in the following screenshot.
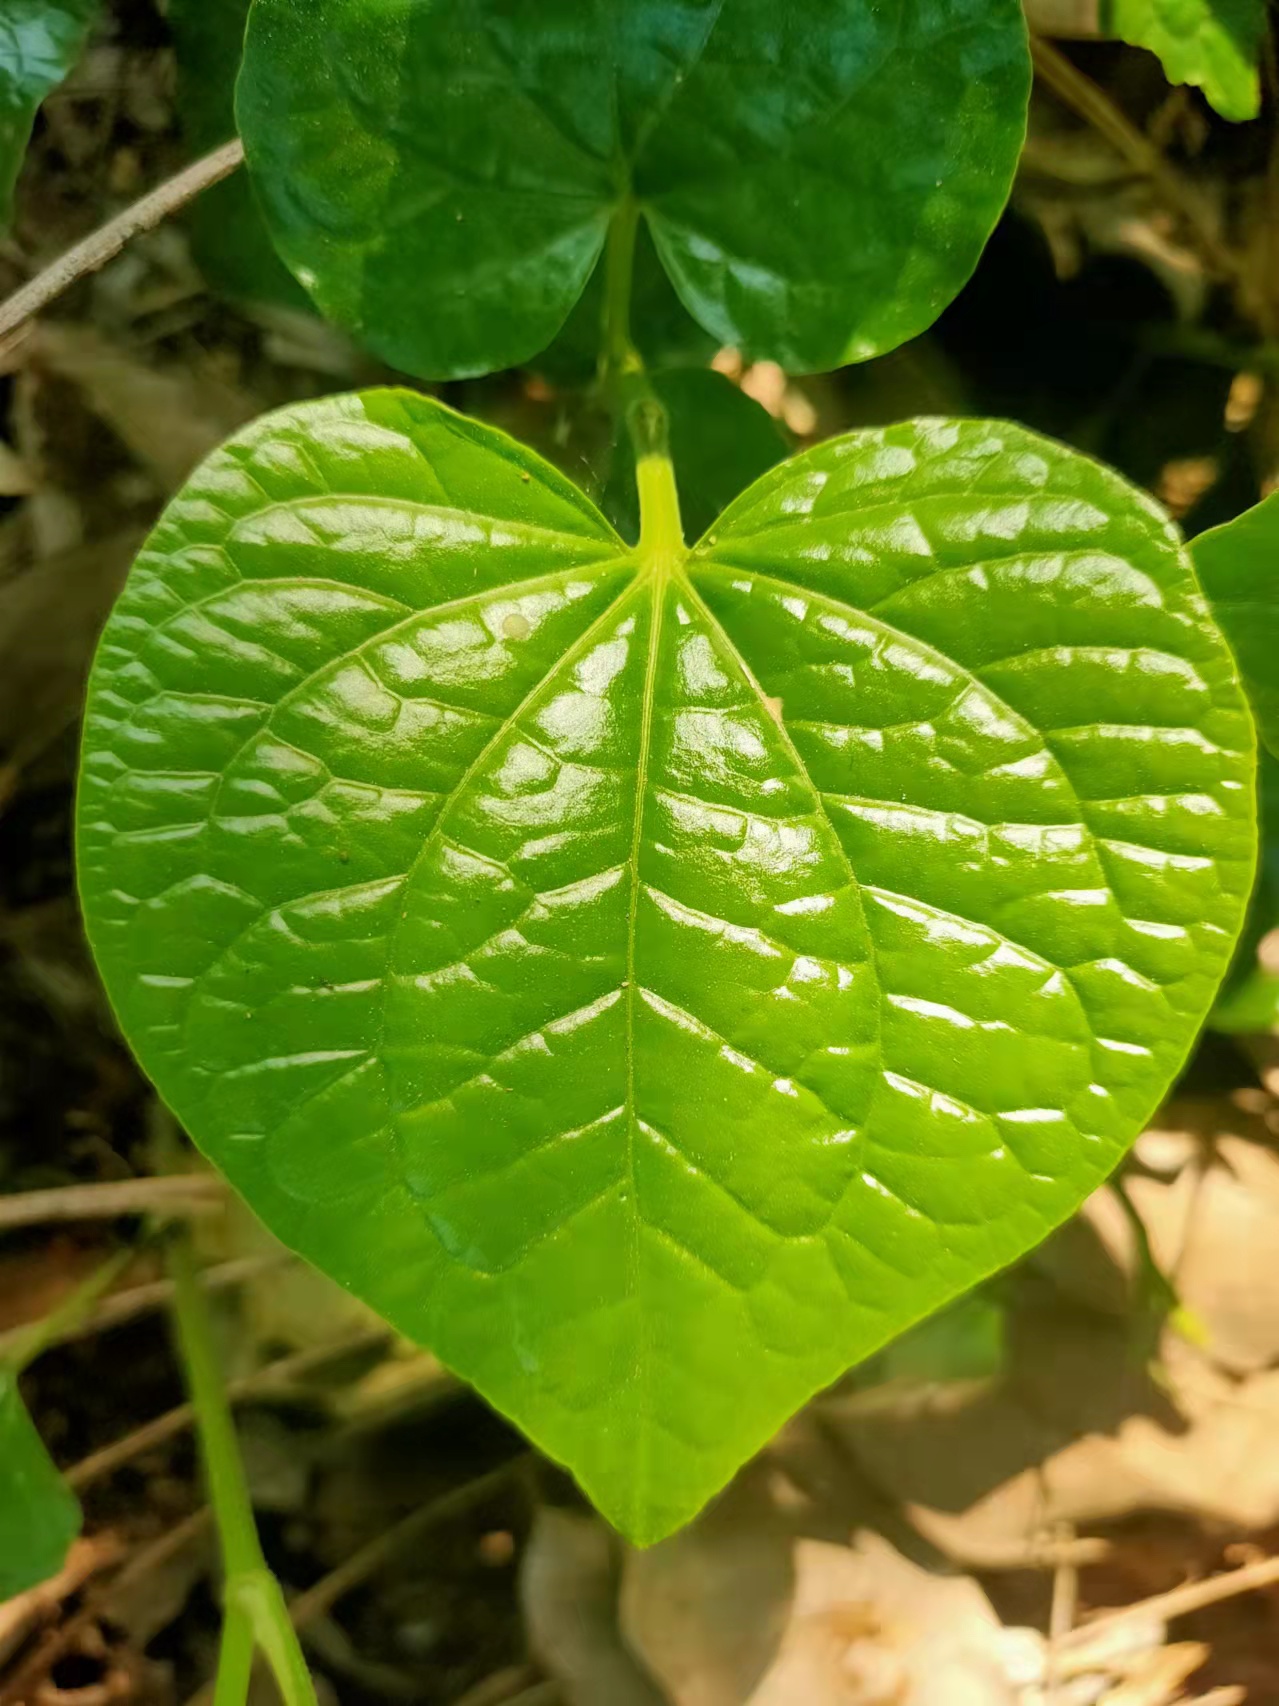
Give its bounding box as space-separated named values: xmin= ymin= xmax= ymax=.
xmin=603 ymin=369 xmax=787 ymax=545
xmin=235 ymin=0 xmax=1030 ymax=380
xmin=168 ymin=0 xmax=307 ymax=309
xmin=1193 ymin=489 xmax=1279 ymax=758
xmin=78 ymin=396 xmax=1255 ymax=1542
xmin=1213 ymin=752 xmax=1279 ymax=1032
xmin=0 ymin=0 xmax=96 ymax=229
xmin=1107 ymin=0 xmax=1264 ymax=121
xmin=534 ymin=223 xmax=716 ymax=389
xmin=0 ymin=1372 xmax=80 ymax=1595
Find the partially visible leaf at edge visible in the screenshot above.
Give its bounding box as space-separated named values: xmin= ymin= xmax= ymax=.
xmin=0 ymin=1371 xmax=80 ymax=1596
xmin=0 ymin=0 xmax=97 ymax=230
xmin=1213 ymin=752 xmax=1279 ymax=1032
xmin=1192 ymin=486 xmax=1279 ymax=758
xmin=167 ymin=0 xmax=307 ymax=310
xmin=236 ymin=0 xmax=1031 ymax=380
xmin=77 ymin=397 xmax=1255 ymax=1542
xmin=602 ymin=368 xmax=789 ymax=545
xmin=1106 ymin=0 xmax=1265 ymax=121
xmin=866 ymin=1293 xmax=1005 ymax=1389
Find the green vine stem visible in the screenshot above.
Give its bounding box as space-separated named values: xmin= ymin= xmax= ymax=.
xmin=168 ymin=1230 xmax=318 ymax=1706
xmin=7 ymin=1248 xmax=134 ymax=1374
xmin=600 ymin=198 xmax=686 ymax=568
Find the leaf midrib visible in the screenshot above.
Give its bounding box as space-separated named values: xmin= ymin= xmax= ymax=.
xmin=620 ymin=567 xmax=665 ymax=1531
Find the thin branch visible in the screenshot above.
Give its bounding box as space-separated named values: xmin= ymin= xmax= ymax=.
xmin=67 ymin=1326 xmax=392 ymax=1490
xmin=4 ymin=1249 xmax=136 ymax=1372
xmin=1028 ymin=36 xmax=1241 ymax=285
xmin=0 ymin=1251 xmax=291 ymax=1363
xmin=1058 ymin=1552 xmax=1279 ymax=1649
xmin=0 ymin=138 xmax=244 ymax=347
xmin=0 ymin=1174 xmax=224 ymax=1230
xmin=0 ymin=1515 xmax=212 ymax=1706
xmin=109 ymin=1505 xmax=214 ymax=1595
xmin=169 ymin=1228 xmax=318 ymax=1706
xmin=288 ymin=1457 xmax=528 ymax=1631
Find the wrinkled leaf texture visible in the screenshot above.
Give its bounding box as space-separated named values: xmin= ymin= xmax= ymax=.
xmin=78 ymin=394 xmax=1256 ymax=1542
xmin=235 ymin=0 xmax=1031 ymax=379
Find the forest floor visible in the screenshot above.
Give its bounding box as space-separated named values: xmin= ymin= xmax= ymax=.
xmin=5 ymin=5 xmax=1279 ymax=1703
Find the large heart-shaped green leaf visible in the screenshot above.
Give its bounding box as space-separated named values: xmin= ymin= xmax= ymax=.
xmin=1193 ymin=489 xmax=1279 ymax=760
xmin=0 ymin=0 xmax=97 ymax=230
xmin=0 ymin=1372 xmax=80 ymax=1595
xmin=77 ymin=394 xmax=1255 ymax=1542
xmin=235 ymin=0 xmax=1031 ymax=380
xmin=1105 ymin=0 xmax=1264 ymax=122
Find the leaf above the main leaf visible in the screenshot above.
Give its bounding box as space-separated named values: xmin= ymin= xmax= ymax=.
xmin=0 ymin=0 xmax=97 ymax=230
xmin=1105 ymin=0 xmax=1265 ymax=122
xmin=235 ymin=0 xmax=1031 ymax=380
xmin=167 ymin=0 xmax=307 ymax=310
xmin=534 ymin=220 xmax=718 ymax=389
xmin=77 ymin=395 xmax=1255 ymax=1543
xmin=0 ymin=1371 xmax=80 ymax=1596
xmin=1193 ymin=489 xmax=1279 ymax=759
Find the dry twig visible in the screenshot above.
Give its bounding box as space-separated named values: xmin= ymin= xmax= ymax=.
xmin=0 ymin=1251 xmax=291 ymax=1362
xmin=289 ymin=1457 xmax=529 ymax=1630
xmin=0 ymin=139 xmax=244 ymax=350
xmin=1060 ymin=1552 xmax=1279 ymax=1650
xmin=1029 ymin=36 xmax=1240 ymax=285
xmin=67 ymin=1326 xmax=391 ymax=1490
xmin=0 ymin=1174 xmax=224 ymax=1230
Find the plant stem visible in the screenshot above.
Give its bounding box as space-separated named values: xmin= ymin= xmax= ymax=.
xmin=168 ymin=1231 xmax=318 ymax=1706
xmin=6 ymin=1248 xmax=134 ymax=1373
xmin=600 ymin=194 xmax=640 ymax=385
xmin=631 ymin=400 xmax=685 ymax=568
xmin=169 ymin=1235 xmax=262 ymax=1579
xmin=600 ymin=199 xmax=686 ymax=564
xmin=211 ymin=1599 xmax=255 ymax=1706
xmin=67 ymin=1324 xmax=392 ymax=1491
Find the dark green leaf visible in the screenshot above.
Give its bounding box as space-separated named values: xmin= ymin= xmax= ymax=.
xmin=0 ymin=0 xmax=97 ymax=230
xmin=0 ymin=1371 xmax=80 ymax=1596
xmin=534 ymin=222 xmax=716 ymax=389
xmin=167 ymin=0 xmax=308 ymax=309
xmin=1105 ymin=0 xmax=1264 ymax=122
xmin=235 ymin=0 xmax=1030 ymax=380
xmin=77 ymin=397 xmax=1255 ymax=1542
xmin=603 ymin=368 xmax=787 ymax=545
xmin=866 ymin=1292 xmax=1004 ymax=1387
xmin=1192 ymin=488 xmax=1279 ymax=759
